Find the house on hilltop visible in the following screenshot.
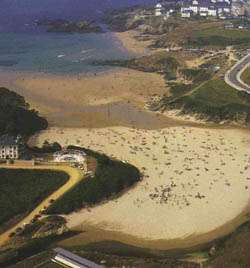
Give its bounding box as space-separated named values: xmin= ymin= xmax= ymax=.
xmin=0 ymin=134 xmax=24 ymax=160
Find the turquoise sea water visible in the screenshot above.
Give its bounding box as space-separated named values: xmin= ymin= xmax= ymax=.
xmin=0 ymin=31 xmax=132 ymax=74
xmin=0 ymin=0 xmax=157 ymax=74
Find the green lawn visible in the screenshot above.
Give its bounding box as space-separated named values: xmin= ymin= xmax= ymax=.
xmin=241 ymin=66 xmax=250 ymax=86
xmin=190 ymin=79 xmax=248 ymax=106
xmin=0 ymin=169 xmax=69 ymax=227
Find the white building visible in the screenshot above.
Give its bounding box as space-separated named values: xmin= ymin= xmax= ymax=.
xmin=181 ymin=0 xmax=231 ymax=18
xmin=52 ymin=248 xmax=102 ymax=268
xmin=53 ymin=149 xmax=87 ymax=164
xmin=181 ymin=10 xmax=192 ymax=17
xmin=208 ymin=7 xmax=217 ymax=16
xmin=155 ymin=3 xmax=163 ymax=16
xmin=0 ymin=135 xmax=23 ymax=159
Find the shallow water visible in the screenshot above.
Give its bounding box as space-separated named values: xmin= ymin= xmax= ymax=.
xmin=0 ymin=0 xmax=156 ymax=74
xmin=0 ymin=31 xmax=132 ymax=74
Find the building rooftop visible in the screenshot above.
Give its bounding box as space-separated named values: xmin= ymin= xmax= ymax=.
xmin=53 ymin=248 xmax=102 ymax=268
xmin=183 ymin=0 xmax=231 ymax=7
xmin=0 ymin=134 xmax=21 ymax=147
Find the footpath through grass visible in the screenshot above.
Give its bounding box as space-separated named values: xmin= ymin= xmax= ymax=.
xmin=0 ymin=168 xmax=69 ymax=228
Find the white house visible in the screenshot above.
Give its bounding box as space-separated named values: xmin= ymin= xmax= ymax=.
xmin=0 ymin=135 xmax=23 ymax=160
xmin=208 ymin=7 xmax=217 ymax=16
xmin=155 ymin=3 xmax=163 ymax=16
xmin=181 ymin=10 xmax=192 ymax=17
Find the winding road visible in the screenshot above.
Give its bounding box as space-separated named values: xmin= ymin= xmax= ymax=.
xmin=0 ymin=163 xmax=85 ymax=248
xmin=225 ymin=52 xmax=250 ymax=92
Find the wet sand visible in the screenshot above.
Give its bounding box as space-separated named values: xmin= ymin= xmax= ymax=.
xmin=0 ymin=68 xmax=173 ymax=128
xmin=29 ymin=126 xmax=250 ymax=249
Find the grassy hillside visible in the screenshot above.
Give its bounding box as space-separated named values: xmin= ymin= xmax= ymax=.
xmin=100 ymin=51 xmax=180 ymax=79
xmin=0 ymin=169 xmax=69 ymax=228
xmin=46 ymin=146 xmax=141 ymax=214
xmin=0 ymin=87 xmax=48 ymax=136
xmin=188 ymin=27 xmax=250 ymax=47
xmin=160 ymin=79 xmax=250 ymax=123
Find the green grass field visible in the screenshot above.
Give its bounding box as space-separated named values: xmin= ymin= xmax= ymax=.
xmin=241 ymin=66 xmax=250 ymax=86
xmin=190 ymin=79 xmax=248 ymax=106
xmin=0 ymin=168 xmax=69 ymax=228
xmin=190 ymin=27 xmax=250 ymax=47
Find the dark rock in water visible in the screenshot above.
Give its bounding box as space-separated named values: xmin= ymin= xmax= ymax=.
xmin=0 ymin=60 xmax=18 ymax=67
xmin=36 ymin=18 xmax=103 ymax=34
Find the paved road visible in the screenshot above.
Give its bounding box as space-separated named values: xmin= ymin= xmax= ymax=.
xmin=0 ymin=164 xmax=85 ymax=248
xmin=225 ymin=53 xmax=250 ymax=93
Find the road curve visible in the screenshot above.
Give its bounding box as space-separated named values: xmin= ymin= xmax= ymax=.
xmin=0 ymin=164 xmax=85 ymax=248
xmin=225 ymin=53 xmax=250 ymax=93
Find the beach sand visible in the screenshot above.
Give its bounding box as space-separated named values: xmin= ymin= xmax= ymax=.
xmin=0 ymin=69 xmax=173 ymax=128
xmin=2 ymin=26 xmax=250 ymax=250
xmin=29 ymin=126 xmax=250 ymax=249
xmin=114 ymin=30 xmax=153 ymax=55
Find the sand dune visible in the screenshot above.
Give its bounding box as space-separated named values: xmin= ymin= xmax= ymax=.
xmin=29 ymin=126 xmax=250 ymax=246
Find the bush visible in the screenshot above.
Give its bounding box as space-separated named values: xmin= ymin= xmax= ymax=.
xmin=30 ymin=141 xmax=62 ymax=154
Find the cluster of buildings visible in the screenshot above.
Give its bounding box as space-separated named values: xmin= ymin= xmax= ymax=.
xmin=0 ymin=134 xmax=87 ymax=170
xmin=180 ymin=0 xmax=231 ymax=19
xmin=154 ymin=0 xmax=246 ymax=19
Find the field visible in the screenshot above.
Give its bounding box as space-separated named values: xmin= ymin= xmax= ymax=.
xmin=0 ymin=168 xmax=69 ymax=229
xmin=189 ymin=27 xmax=250 ymax=47
xmin=241 ymin=66 xmax=250 ymax=86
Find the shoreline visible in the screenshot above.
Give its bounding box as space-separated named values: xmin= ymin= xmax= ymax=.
xmin=113 ymin=30 xmax=152 ymax=56
xmin=1 ymin=27 xmax=250 ymax=252
xmin=61 ymin=204 xmax=250 ymax=251
xmin=29 ymin=125 xmax=250 ymax=250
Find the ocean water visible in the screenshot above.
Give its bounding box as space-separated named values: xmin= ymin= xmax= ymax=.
xmin=0 ymin=0 xmax=156 ymax=74
xmin=0 ymin=31 xmax=133 ymax=74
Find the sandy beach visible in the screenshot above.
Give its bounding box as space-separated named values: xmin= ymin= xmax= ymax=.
xmin=114 ymin=30 xmax=153 ymax=55
xmin=29 ymin=126 xmax=250 ymax=248
xmin=0 ymin=68 xmax=174 ymax=128
xmin=1 ymin=23 xmax=250 ymax=250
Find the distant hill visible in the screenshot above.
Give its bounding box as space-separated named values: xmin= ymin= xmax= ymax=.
xmin=0 ymin=0 xmax=157 ymax=32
